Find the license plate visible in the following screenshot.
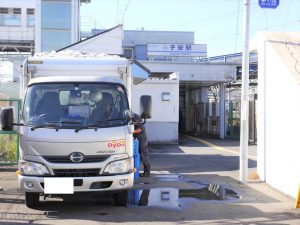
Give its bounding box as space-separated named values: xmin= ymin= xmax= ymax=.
xmin=44 ymin=178 xmax=74 ymax=194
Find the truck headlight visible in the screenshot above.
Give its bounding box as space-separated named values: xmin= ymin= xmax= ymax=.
xmin=103 ymin=157 xmax=133 ymax=175
xmin=20 ymin=160 xmax=50 ymax=176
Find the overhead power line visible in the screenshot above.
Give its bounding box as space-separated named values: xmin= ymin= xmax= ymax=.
xmin=264 ymin=9 xmax=269 ymax=30
xmin=283 ymin=0 xmax=293 ymax=31
xmin=163 ymin=4 xmax=258 ymax=30
xmin=234 ymin=0 xmax=241 ymax=53
xmin=122 ymin=0 xmax=132 ymax=24
xmin=197 ymin=20 xmax=300 ymax=43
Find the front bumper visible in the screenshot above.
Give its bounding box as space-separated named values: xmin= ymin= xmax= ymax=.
xmin=18 ymin=173 xmax=134 ymax=193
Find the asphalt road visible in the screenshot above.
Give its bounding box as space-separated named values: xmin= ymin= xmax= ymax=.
xmin=0 ymin=136 xmax=299 ymax=224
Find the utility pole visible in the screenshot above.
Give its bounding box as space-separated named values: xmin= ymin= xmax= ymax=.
xmin=240 ymin=0 xmax=250 ymax=183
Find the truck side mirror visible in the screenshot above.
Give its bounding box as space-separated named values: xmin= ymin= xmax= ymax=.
xmin=140 ymin=95 xmax=152 ymax=119
xmin=0 ymin=108 xmax=14 ymax=131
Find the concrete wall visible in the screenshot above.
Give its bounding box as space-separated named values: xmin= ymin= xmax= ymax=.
xmin=0 ymin=81 xmax=20 ymax=99
xmin=256 ymin=33 xmax=300 ymax=199
xmin=65 ymin=25 xmax=123 ymax=54
xmin=131 ymin=77 xmax=179 ymax=144
xmin=0 ymin=61 xmax=13 ymax=81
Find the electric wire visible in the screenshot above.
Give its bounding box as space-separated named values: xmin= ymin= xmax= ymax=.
xmin=116 ymin=0 xmax=120 ymax=24
xmin=264 ymin=9 xmax=269 ymax=30
xmin=124 ymin=0 xmax=132 ymax=14
xmin=197 ymin=20 xmax=300 ymax=43
xmin=163 ymin=4 xmax=258 ymax=30
xmin=283 ymin=0 xmax=293 ymax=31
xmin=234 ymin=0 xmax=241 ymax=54
xmin=122 ymin=0 xmax=132 ymax=24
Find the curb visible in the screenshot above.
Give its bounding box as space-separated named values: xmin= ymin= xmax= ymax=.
xmin=0 ymin=166 xmax=18 ymax=172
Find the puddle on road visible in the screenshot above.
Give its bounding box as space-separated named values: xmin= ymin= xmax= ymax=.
xmin=135 ymin=182 xmax=151 ymax=185
xmin=128 ymin=184 xmax=239 ymax=210
xmin=95 ymin=212 xmax=109 ymax=216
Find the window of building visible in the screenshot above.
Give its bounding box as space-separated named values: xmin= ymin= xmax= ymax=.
xmin=27 ymin=8 xmax=35 ymax=27
xmin=0 ymin=8 xmax=21 ymax=26
xmin=41 ymin=30 xmax=71 ymax=51
xmin=41 ymin=1 xmax=71 ymax=29
xmin=13 ymin=8 xmax=21 ymax=15
xmin=148 ymin=55 xmax=194 ymax=62
xmin=41 ymin=0 xmax=72 ymax=52
xmin=0 ymin=8 xmax=8 ymax=14
xmin=123 ymin=48 xmax=134 ymax=59
xmin=135 ymin=45 xmax=148 ymax=60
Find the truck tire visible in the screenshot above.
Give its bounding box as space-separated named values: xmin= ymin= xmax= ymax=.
xmin=25 ymin=192 xmax=40 ymax=208
xmin=114 ymin=190 xmax=128 ymax=206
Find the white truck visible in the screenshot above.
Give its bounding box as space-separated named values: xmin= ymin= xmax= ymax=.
xmin=0 ymin=51 xmax=151 ymax=208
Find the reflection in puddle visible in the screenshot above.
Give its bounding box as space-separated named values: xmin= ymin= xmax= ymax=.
xmin=128 ymin=184 xmax=239 ymax=209
xmin=96 ymin=212 xmax=109 ymax=216
xmin=135 ymin=182 xmax=150 ymax=185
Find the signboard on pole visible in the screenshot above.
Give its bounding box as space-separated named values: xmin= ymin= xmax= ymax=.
xmin=259 ymin=0 xmax=279 ymax=9
xmin=147 ymin=44 xmax=207 ymax=57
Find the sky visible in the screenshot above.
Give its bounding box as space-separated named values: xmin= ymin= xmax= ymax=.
xmin=81 ymin=0 xmax=300 ymax=57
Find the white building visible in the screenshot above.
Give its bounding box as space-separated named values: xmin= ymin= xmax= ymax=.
xmin=0 ymin=0 xmax=35 ymax=49
xmin=252 ymin=32 xmax=300 ymax=199
xmin=0 ymin=0 xmax=90 ymax=91
xmin=0 ymin=0 xmax=90 ymax=53
xmin=131 ymin=75 xmax=179 ymax=144
xmin=119 ymin=29 xmax=236 ymax=140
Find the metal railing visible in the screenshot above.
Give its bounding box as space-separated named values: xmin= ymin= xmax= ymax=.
xmin=0 ymin=99 xmax=21 ymax=165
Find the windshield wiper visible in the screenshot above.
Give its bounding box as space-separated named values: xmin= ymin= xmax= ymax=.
xmin=60 ymin=121 xmax=83 ymax=124
xmin=31 ymin=120 xmax=84 ymax=131
xmin=30 ymin=123 xmax=60 ymax=131
xmin=75 ymin=118 xmax=128 ymax=132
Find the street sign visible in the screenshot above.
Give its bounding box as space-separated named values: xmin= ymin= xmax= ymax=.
xmin=147 ymin=43 xmax=207 ymax=57
xmin=259 ymin=0 xmax=279 ymax=9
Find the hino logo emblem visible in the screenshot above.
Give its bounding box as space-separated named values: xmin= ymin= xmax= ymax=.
xmin=70 ymin=152 xmax=84 ymax=163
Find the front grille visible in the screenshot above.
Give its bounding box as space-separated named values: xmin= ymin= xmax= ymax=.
xmin=53 ymin=169 xmax=100 ymax=177
xmin=43 ymin=155 xmax=110 ymax=163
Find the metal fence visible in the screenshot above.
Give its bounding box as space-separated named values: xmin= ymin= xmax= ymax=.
xmin=0 ymin=99 xmax=21 ymax=165
xmin=226 ymin=101 xmax=240 ymax=139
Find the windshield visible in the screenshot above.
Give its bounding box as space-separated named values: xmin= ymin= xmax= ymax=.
xmin=22 ymin=82 xmax=129 ymax=128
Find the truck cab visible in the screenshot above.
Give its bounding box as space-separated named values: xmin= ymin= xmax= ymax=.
xmin=0 ymin=51 xmax=151 ymax=208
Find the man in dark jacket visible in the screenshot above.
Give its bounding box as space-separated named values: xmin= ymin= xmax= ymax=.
xmin=133 ymin=113 xmax=151 ymax=177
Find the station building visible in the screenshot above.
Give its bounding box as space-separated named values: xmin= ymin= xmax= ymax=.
xmin=65 ymin=26 xmax=248 ymax=144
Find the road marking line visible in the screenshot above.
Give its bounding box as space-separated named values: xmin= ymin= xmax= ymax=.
xmin=182 ymin=134 xmax=257 ymax=160
xmin=150 ymin=153 xmax=209 ymax=155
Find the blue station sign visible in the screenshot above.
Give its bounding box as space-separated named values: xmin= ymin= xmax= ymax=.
xmin=259 ymin=0 xmax=279 ymax=9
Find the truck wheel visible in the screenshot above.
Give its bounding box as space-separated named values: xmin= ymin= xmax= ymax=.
xmin=114 ymin=190 xmax=128 ymax=206
xmin=25 ymin=192 xmax=40 ymax=208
